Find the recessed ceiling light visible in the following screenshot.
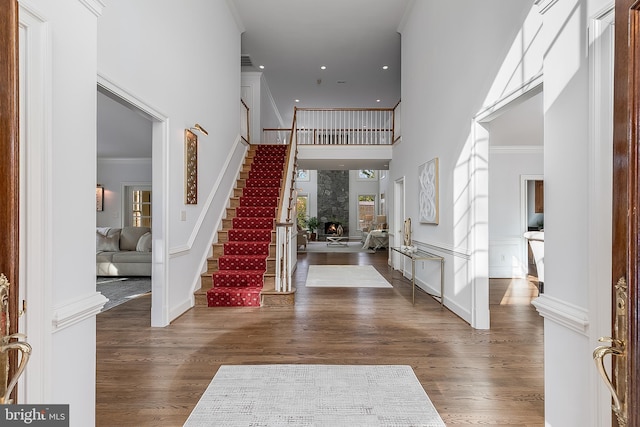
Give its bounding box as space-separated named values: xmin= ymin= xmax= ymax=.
xmin=259 ymin=65 xmax=265 ymax=69
xmin=382 ymin=65 xmax=389 ymax=70
xmin=338 ymin=164 xmax=345 ymax=167
xmin=376 ymin=99 xmax=381 ymax=103
xmin=295 ymin=99 xmax=300 ymax=103
xmin=321 ymin=65 xmax=327 ymax=70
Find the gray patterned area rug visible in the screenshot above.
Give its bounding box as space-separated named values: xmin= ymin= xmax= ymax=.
xmin=184 ymin=364 xmax=445 ymax=427
xmin=96 ymin=277 xmax=151 ymax=312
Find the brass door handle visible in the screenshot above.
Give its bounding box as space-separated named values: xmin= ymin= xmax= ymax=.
xmin=593 ymin=336 xmax=626 ymax=426
xmin=0 ymin=336 xmax=32 ymax=404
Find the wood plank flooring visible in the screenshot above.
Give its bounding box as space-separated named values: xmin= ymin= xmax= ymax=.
xmin=96 ymin=251 xmax=544 ymax=426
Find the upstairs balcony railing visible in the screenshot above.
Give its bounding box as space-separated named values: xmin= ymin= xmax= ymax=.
xmin=263 ymin=102 xmax=401 ymax=145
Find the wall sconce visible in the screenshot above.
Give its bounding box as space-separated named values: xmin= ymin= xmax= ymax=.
xmin=190 ymin=123 xmax=208 ymax=136
xmin=96 ymin=185 xmax=104 ymax=211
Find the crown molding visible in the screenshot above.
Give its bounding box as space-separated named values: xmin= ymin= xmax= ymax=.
xmin=535 ymin=0 xmax=559 ymax=15
xmin=78 ymin=0 xmax=106 ymax=17
xmin=490 ymin=145 xmax=543 ymax=155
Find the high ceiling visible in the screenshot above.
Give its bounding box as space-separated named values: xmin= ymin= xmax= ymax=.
xmin=98 ymin=1 xmax=409 ymax=159
xmin=98 ymin=2 xmax=541 ymax=160
xmin=233 ymin=0 xmax=410 ymax=126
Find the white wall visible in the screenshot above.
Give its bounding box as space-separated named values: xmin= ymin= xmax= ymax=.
xmin=96 ymin=158 xmax=152 ymax=228
xmin=260 ymin=74 xmax=284 ymax=131
xmin=398 ymin=0 xmax=536 ymax=325
xmin=531 ymin=0 xmax=614 ymax=425
xmin=98 ymin=0 xmax=243 ymax=321
xmin=488 ymin=147 xmax=543 ymax=277
xmin=19 ymin=0 xmax=105 ymax=424
xmin=242 ymin=71 xmax=283 ymax=143
xmin=402 ymin=0 xmax=615 ymax=424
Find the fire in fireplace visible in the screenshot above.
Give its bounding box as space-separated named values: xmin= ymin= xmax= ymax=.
xmin=324 ymin=222 xmax=340 ymax=235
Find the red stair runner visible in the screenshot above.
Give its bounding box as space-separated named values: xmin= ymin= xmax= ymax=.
xmin=207 ymin=144 xmax=287 ymax=307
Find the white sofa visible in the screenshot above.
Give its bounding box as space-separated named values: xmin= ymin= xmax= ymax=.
xmin=96 ymin=226 xmax=152 ymax=276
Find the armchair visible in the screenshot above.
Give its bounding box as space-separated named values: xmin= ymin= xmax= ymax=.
xmin=297 ymin=226 xmax=309 ymax=250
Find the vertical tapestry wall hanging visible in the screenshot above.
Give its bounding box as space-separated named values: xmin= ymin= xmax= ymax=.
xmin=418 ymin=157 xmax=439 ymax=224
xmin=184 ymin=129 xmax=198 ymax=204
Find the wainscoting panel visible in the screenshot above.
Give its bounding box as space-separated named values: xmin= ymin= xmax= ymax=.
xmin=489 ymin=237 xmax=526 ymax=278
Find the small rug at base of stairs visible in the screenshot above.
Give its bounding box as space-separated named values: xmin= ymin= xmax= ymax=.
xmin=97 ymin=277 xmax=151 ymax=312
xmin=184 ymin=364 xmax=446 ymax=427
xmin=305 ymin=265 xmax=393 ymax=288
xmin=301 ymin=241 xmax=373 ymax=253
xmin=207 ymin=144 xmax=287 ymax=307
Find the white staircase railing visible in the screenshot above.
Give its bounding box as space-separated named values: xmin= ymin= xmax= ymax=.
xmin=274 ymin=113 xmax=298 ymax=293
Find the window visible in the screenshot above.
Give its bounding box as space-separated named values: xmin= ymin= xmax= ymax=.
xmin=296 ymin=194 xmax=309 ymax=228
xmin=357 ymin=194 xmax=376 ymax=231
xmin=125 ymin=185 xmax=152 ymax=227
xmin=358 ymin=169 xmax=376 ymax=180
xmin=132 ymin=189 xmax=152 ymax=227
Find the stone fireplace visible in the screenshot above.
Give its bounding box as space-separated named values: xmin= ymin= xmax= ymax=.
xmin=324 ymin=221 xmax=341 ymax=235
xmin=317 ymin=170 xmax=349 ymax=240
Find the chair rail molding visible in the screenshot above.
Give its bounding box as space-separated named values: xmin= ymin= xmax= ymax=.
xmin=531 ymin=294 xmax=590 ymax=335
xmin=52 ymin=292 xmax=108 ymax=331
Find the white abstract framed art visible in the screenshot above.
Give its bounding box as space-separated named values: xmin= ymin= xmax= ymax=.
xmin=418 ymin=157 xmax=439 ymax=224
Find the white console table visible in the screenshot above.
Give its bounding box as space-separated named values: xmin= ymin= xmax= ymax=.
xmin=391 ymin=247 xmax=444 ymax=306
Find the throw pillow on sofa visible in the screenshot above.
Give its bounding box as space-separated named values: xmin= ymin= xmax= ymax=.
xmin=96 ymin=228 xmax=120 ymax=252
xmin=136 ymin=232 xmax=152 ymax=252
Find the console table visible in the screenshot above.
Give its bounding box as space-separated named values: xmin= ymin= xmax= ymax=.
xmin=391 ymin=247 xmax=444 ymax=306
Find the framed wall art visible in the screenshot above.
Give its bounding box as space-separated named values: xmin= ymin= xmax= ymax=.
xmin=184 ymin=129 xmax=198 ymax=204
xmin=418 ymin=157 xmax=439 ymax=224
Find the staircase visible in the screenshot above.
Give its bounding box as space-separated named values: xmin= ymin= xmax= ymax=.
xmin=194 ymin=144 xmax=287 ymax=307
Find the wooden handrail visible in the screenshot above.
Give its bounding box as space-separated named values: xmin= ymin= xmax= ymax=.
xmin=240 ymin=98 xmax=250 ymax=143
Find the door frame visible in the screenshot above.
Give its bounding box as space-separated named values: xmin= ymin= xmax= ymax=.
xmin=17 ymin=2 xmax=53 ymax=403
xmin=589 ymin=5 xmax=616 ymax=425
xmin=520 ymin=174 xmax=544 ymax=277
xmin=97 ymin=75 xmax=170 ymax=327
xmin=392 ymin=177 xmax=405 ymax=272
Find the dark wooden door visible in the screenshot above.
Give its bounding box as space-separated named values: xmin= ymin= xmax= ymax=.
xmin=0 ymin=0 xmax=21 ymax=404
xmin=611 ymin=1 xmax=640 ymax=425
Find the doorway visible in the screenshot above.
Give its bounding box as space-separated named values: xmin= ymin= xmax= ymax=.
xmin=97 ymin=77 xmax=170 ymax=327
xmin=392 ymin=177 xmax=405 ymax=272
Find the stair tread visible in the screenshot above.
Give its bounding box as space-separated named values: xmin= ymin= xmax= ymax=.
xmin=213 ymin=269 xmax=265 ymax=275
xmin=197 ymin=143 xmax=291 ymax=308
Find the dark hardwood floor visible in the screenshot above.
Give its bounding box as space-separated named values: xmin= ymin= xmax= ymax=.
xmin=96 ymin=250 xmax=544 ymax=426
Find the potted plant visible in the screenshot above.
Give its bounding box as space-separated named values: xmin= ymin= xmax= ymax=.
xmin=307 ymin=216 xmax=319 ymax=241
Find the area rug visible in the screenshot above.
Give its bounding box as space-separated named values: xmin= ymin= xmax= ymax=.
xmin=301 ymin=241 xmax=373 ymax=253
xmin=184 ymin=364 xmax=445 ymax=427
xmin=96 ymin=277 xmax=151 ymax=312
xmin=305 ymin=265 xmax=392 ymax=288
